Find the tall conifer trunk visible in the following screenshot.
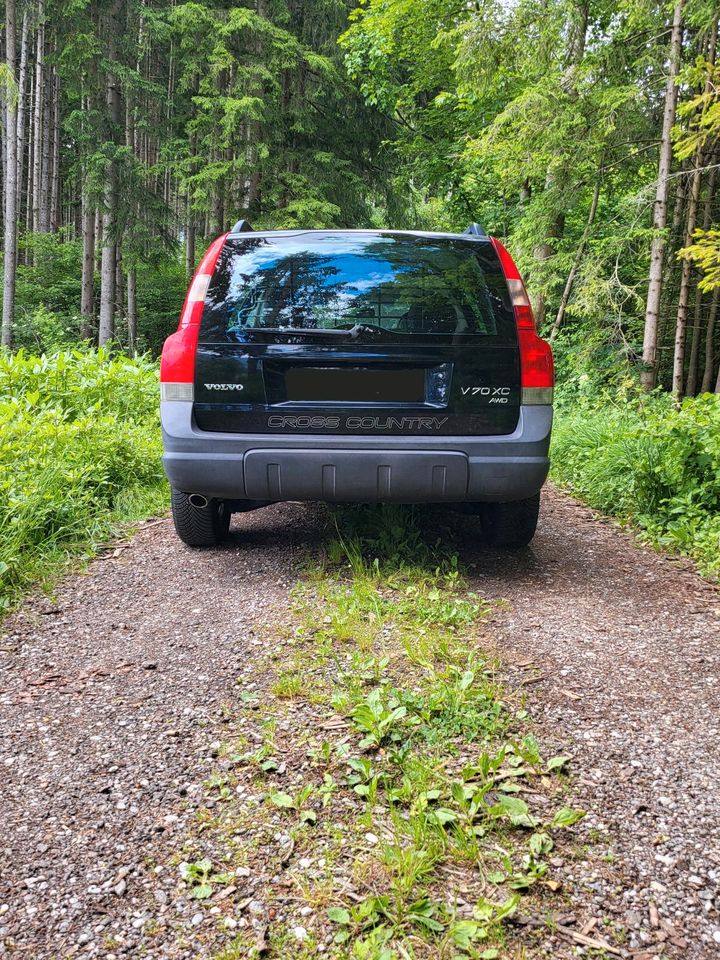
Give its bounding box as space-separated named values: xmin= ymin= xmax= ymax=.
xmin=641 ymin=0 xmax=684 ymax=389
xmin=39 ymin=46 xmax=52 ymax=232
xmin=16 ymin=12 xmax=29 ymax=227
xmin=98 ymin=1 xmax=124 ymax=346
xmin=2 ymin=0 xmax=18 ymax=347
xmin=80 ymin=186 xmax=96 ymax=339
xmin=127 ymin=268 xmax=137 ymax=356
xmin=50 ymin=62 xmax=60 ymax=231
xmin=703 ymin=288 xmax=719 ymax=393
xmin=31 ymin=4 xmax=44 ymax=235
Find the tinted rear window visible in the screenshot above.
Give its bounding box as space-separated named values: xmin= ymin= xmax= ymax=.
xmin=199 ymin=234 xmax=516 ymax=343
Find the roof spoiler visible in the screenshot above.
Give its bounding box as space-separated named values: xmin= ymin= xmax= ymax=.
xmin=230 ymin=219 xmax=253 ymax=234
xmin=463 ymin=223 xmax=487 ymax=237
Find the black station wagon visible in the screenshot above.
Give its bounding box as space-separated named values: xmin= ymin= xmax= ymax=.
xmin=160 ymin=222 xmax=554 ymax=548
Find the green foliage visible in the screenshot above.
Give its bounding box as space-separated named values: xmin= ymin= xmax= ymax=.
xmin=552 ymin=393 xmax=720 ymax=576
xmin=13 ymin=232 xmax=188 ymax=356
xmin=14 ymin=235 xmax=84 ymax=351
xmin=341 ymin=0 xmax=718 ymax=390
xmin=0 ymin=348 xmax=167 ymax=611
xmin=134 ymin=257 xmax=189 ymax=354
xmin=679 ymin=229 xmax=720 ymax=293
xmin=168 ymin=0 xmax=401 ymax=230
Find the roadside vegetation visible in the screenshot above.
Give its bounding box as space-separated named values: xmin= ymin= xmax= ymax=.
xmin=161 ymin=508 xmax=598 ymax=959
xmin=550 ymin=335 xmax=720 ymax=577
xmin=0 ymin=348 xmax=166 ymax=612
xmin=552 ymin=391 xmax=720 ymax=577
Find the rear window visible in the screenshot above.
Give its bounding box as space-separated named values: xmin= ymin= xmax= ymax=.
xmin=199 ymin=233 xmax=516 ymax=343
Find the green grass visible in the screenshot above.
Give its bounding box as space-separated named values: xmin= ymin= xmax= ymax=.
xmin=0 ymin=347 xmax=168 ymax=613
xmin=552 ymin=391 xmax=720 ymax=577
xmin=164 ymin=506 xmax=588 ymax=960
xmin=269 ymin=523 xmax=584 ymax=955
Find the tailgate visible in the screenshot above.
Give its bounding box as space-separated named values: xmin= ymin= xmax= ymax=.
xmin=193 ymin=341 xmax=520 ymax=436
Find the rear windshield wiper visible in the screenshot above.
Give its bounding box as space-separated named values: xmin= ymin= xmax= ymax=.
xmin=275 ymin=324 xmax=386 ymax=339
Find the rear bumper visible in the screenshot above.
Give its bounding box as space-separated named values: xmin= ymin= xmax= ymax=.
xmin=161 ymin=403 xmax=552 ymax=503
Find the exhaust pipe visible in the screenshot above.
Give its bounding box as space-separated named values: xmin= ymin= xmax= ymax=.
xmin=189 ymin=493 xmax=209 ymax=509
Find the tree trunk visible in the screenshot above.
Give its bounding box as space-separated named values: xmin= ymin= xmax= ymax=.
xmin=1 ymin=82 xmax=5 ymax=242
xmin=2 ymin=0 xmax=18 ymax=347
xmin=186 ymin=222 xmax=195 ymax=277
xmin=80 ymin=189 xmax=96 ymax=340
xmin=99 ymin=222 xmax=117 ymax=346
xmin=688 ymin=164 xmax=717 ymax=395
xmin=94 ymin=207 xmax=103 ymax=272
xmin=702 ymin=288 xmax=719 ymax=393
xmin=672 ymin=163 xmax=702 ymax=397
xmin=127 ymin=268 xmax=137 ymax=356
xmin=685 ymin=290 xmax=702 ymax=397
xmin=31 ymin=5 xmax=44 ymax=235
xmin=549 ymin=163 xmax=602 ymax=342
xmin=532 ymin=0 xmax=588 ymax=329
xmin=25 ymin=66 xmax=33 ymax=234
xmin=532 ymin=212 xmax=564 ymax=330
xmin=98 ymin=1 xmax=124 ymax=346
xmin=673 ymin=19 xmax=716 ymax=398
xmin=39 ymin=48 xmax=52 ymax=232
xmin=49 ymin=62 xmax=60 ymax=231
xmin=640 ymin=0 xmax=684 ymax=390
xmin=16 ymin=11 xmax=29 ymax=224
xmin=115 ymin=248 xmax=123 ymax=320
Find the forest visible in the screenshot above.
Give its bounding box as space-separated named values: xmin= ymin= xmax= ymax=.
xmin=1 ymin=0 xmax=720 ymax=602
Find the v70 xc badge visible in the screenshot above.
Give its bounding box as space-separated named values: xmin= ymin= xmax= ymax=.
xmin=461 ymin=386 xmax=510 ymax=396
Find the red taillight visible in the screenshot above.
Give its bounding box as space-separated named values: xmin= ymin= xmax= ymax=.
xmin=490 ymin=236 xmax=554 ymax=403
xmin=159 ymin=325 xmax=201 ymax=393
xmin=160 ymin=233 xmax=228 ymax=397
xmin=517 ymin=327 xmax=555 ymax=390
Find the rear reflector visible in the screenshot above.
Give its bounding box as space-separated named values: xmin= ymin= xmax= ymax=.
xmin=160 ymin=233 xmax=228 ymax=396
xmin=161 ymin=382 xmax=194 ymax=402
xmin=490 ymin=236 xmax=554 ymax=403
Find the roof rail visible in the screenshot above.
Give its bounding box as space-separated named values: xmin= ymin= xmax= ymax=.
xmin=230 ymin=219 xmax=253 ymax=234
xmin=463 ymin=223 xmax=487 ymax=237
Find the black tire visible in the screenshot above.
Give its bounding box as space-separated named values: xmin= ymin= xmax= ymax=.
xmin=171 ymin=488 xmax=231 ymax=548
xmin=480 ymin=493 xmax=540 ymax=548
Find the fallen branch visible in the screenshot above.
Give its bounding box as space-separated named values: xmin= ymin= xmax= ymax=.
xmin=555 ymin=922 xmax=626 ymax=956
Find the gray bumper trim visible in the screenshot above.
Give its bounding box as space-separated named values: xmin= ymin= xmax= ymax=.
xmin=161 ymin=403 xmax=552 ymax=503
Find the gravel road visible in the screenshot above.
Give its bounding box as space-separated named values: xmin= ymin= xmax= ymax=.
xmin=0 ymin=489 xmax=718 ymax=959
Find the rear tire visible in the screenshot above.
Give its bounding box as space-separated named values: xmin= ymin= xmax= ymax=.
xmin=480 ymin=493 xmax=540 ymax=548
xmin=171 ymin=488 xmax=231 ymax=547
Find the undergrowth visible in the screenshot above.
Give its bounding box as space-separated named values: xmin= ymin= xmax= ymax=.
xmin=171 ymin=506 xmax=588 ymax=960
xmin=0 ymin=347 xmax=167 ymax=612
xmin=552 ymin=391 xmax=720 ymax=577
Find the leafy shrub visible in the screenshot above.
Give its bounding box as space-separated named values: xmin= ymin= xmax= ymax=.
xmin=552 ymin=392 xmax=720 ymax=576
xmin=0 ymin=348 xmax=167 ymax=610
xmin=13 ymin=305 xmax=83 ymax=353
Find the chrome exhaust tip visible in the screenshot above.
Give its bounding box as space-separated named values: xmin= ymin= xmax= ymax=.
xmin=188 ymin=493 xmax=209 ymax=509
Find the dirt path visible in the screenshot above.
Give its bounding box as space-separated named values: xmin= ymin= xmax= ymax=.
xmin=0 ymin=489 xmax=718 ymax=959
